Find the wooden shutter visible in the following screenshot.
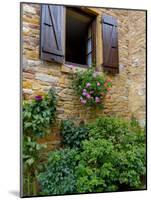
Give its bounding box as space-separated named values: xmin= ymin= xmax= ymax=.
xmin=102 ymin=15 xmax=119 ymax=73
xmin=40 ymin=5 xmax=65 ymax=63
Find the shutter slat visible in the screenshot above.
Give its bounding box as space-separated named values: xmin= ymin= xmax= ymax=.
xmin=102 ymin=14 xmax=119 ymax=73
xmin=40 ymin=5 xmax=65 ymax=63
xmin=49 ymin=6 xmax=61 ymax=51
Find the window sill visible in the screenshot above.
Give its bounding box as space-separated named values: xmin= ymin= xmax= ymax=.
xmin=61 ymin=62 xmax=89 ymax=74
xmin=65 ymin=61 xmax=89 ymax=68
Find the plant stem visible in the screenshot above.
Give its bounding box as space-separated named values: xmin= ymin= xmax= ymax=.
xmin=27 ymin=174 xmax=30 ymax=196
xmin=33 ymin=178 xmax=37 ymax=196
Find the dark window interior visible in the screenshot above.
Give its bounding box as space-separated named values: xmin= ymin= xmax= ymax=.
xmin=65 ymin=8 xmax=94 ymax=65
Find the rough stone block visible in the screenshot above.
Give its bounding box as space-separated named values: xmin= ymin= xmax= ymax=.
xmin=35 ymin=73 xmax=59 ymax=84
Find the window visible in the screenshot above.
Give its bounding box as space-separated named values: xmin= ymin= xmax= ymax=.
xmin=65 ymin=8 xmax=95 ymax=66
xmin=40 ymin=5 xmax=96 ymax=67
xmin=40 ymin=5 xmax=119 ymax=73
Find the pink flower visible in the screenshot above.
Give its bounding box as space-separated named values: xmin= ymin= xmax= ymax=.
xmin=82 ymin=91 xmax=87 ymax=96
xmin=107 ymin=79 xmax=112 ymax=83
xmin=86 ymin=83 xmax=91 ymax=88
xmin=86 ymin=93 xmax=91 ymax=99
xmin=90 ymin=90 xmax=94 ymax=94
xmin=83 ymin=89 xmax=87 ymax=92
xmin=81 ymin=99 xmax=87 ymax=104
xmin=97 ymin=82 xmax=101 ymax=86
xmin=95 ymin=97 xmax=100 ymax=103
xmin=35 ymin=95 xmax=43 ymax=101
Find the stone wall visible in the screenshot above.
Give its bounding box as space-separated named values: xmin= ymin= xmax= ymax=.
xmin=21 ymin=3 xmax=146 ymax=149
xmin=127 ymin=11 xmax=146 ymax=127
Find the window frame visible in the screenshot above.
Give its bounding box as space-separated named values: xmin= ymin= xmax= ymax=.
xmin=64 ymin=7 xmax=97 ymax=68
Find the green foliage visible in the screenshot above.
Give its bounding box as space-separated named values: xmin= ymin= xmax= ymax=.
xmin=23 ymin=136 xmax=47 ymax=196
xmin=130 ymin=115 xmax=140 ymax=128
xmin=23 ymin=89 xmax=56 ymax=137
xmin=114 ymin=143 xmax=146 ymax=188
xmin=60 ymin=120 xmax=88 ymax=148
xmin=23 ymin=89 xmax=57 ymax=196
xmin=38 ymin=117 xmax=146 ymax=195
xmin=76 ymin=137 xmax=145 ymax=193
xmin=38 ymin=148 xmax=79 ymax=195
xmin=76 ymin=138 xmax=118 ymax=193
xmin=76 ymin=117 xmax=146 ymax=192
xmin=87 ymin=116 xmax=145 ymax=146
xmin=23 ymin=136 xmax=47 ymax=173
xmin=72 ymin=67 xmax=112 ymax=108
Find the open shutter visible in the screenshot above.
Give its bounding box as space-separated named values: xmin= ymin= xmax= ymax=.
xmin=40 ymin=5 xmax=65 ymax=63
xmin=102 ymin=15 xmax=119 ymax=73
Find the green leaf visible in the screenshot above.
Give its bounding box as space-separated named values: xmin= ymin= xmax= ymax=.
xmin=26 ymin=158 xmax=35 ymax=166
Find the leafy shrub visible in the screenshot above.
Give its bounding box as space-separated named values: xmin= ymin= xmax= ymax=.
xmin=76 ymin=138 xmax=119 ymax=192
xmin=37 ymin=117 xmax=146 ymax=195
xmin=76 ymin=137 xmax=145 ymax=193
xmin=23 ymin=136 xmax=47 ymax=196
xmin=38 ymin=148 xmax=79 ymax=195
xmin=60 ymin=120 xmax=88 ymax=148
xmin=87 ymin=116 xmax=145 ymax=146
xmin=23 ymin=89 xmax=56 ymax=137
xmin=75 ymin=117 xmax=146 ymax=192
xmin=23 ymin=89 xmax=56 ymax=196
xmin=23 ymin=136 xmax=47 ymax=173
xmin=114 ymin=143 xmax=146 ymax=188
xmin=72 ymin=67 xmax=112 ymax=108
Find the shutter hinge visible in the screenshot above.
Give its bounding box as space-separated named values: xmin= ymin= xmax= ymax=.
xmin=44 ymin=22 xmax=52 ymax=27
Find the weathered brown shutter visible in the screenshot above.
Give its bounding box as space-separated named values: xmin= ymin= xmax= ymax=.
xmin=102 ymin=15 xmax=119 ymax=73
xmin=40 ymin=5 xmax=65 ymax=63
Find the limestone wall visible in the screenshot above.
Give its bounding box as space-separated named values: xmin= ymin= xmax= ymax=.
xmin=21 ymin=3 xmax=146 ymax=148
xmin=127 ymin=11 xmax=146 ymax=127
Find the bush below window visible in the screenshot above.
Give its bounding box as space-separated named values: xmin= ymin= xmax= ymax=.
xmin=37 ymin=148 xmax=79 ymax=195
xmin=38 ymin=116 xmax=146 ymax=195
xmin=87 ymin=116 xmax=145 ymax=146
xmin=76 ymin=138 xmax=145 ymax=192
xmin=60 ymin=120 xmax=88 ymax=148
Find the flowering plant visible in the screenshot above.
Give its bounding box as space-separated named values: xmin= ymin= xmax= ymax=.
xmin=23 ymin=89 xmax=56 ymax=137
xmin=73 ymin=68 xmax=112 ymax=108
